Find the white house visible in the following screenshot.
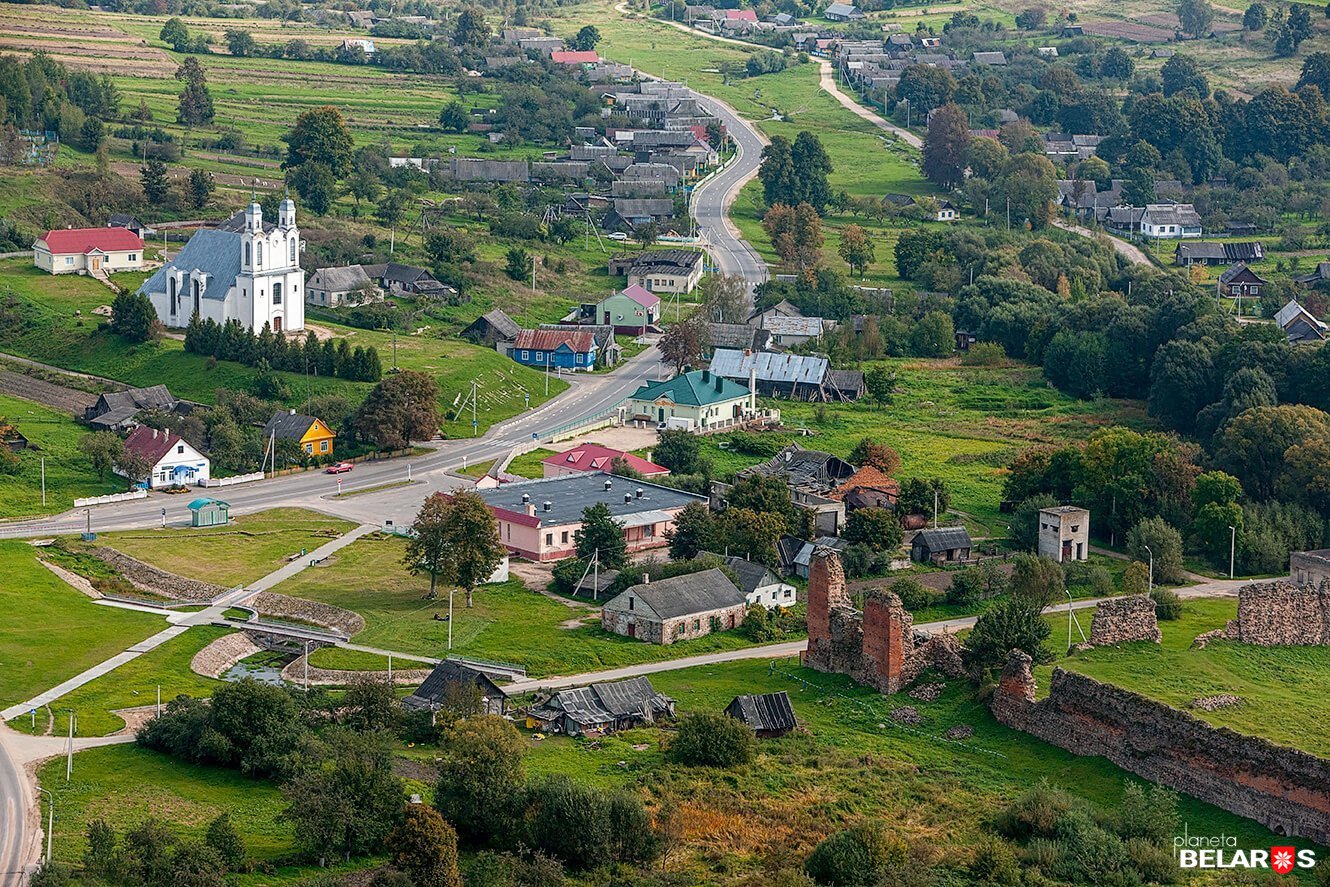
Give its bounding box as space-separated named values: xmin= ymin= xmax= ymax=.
xmin=33 ymin=227 xmax=144 ymax=275
xmin=1139 ymin=203 xmax=1202 ymax=239
xmin=119 ymin=425 xmax=210 ymax=489
xmin=138 ymin=199 xmax=305 ymax=333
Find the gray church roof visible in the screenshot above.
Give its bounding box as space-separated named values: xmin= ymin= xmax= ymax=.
xmin=137 ymin=228 xmax=242 ymax=302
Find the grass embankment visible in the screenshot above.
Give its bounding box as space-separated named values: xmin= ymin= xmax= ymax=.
xmin=0 ymin=260 xmax=566 ymax=434
xmin=0 ymin=542 xmax=163 ymax=714
xmin=90 ymin=508 xmax=356 ymax=588
xmin=505 ymin=447 xmax=557 ymax=479
xmin=284 ymin=533 xmax=793 ymax=676
xmin=0 ymin=392 xmax=123 ymax=516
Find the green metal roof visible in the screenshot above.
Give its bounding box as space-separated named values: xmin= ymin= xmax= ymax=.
xmin=630 ymin=370 xmax=750 ymax=407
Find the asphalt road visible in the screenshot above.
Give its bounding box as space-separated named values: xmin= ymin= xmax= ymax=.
xmin=0 ymin=730 xmax=28 ymax=887
xmin=687 ymin=92 xmax=770 ymax=287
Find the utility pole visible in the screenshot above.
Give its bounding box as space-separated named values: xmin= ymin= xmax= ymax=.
xmin=471 ymin=380 xmax=478 ymax=437
xmin=41 ymin=457 xmax=45 ymax=506
xmin=65 ymin=710 xmax=75 ymax=781
xmin=1229 ymin=525 xmax=1236 ymax=579
xmin=933 ymin=490 xmax=939 ymax=529
xmin=447 ymin=586 xmax=454 ymax=650
xmin=1144 ymin=545 xmax=1154 ymax=595
xmin=303 ymin=641 xmax=309 ymax=690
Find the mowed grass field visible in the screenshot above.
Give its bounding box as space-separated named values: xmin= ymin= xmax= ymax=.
xmin=1038 ymin=596 xmax=1330 ymax=756
xmin=0 ymin=392 xmax=123 ymax=517
xmin=282 ymin=533 xmax=786 ymax=676
xmin=89 ymin=508 xmax=357 ymax=588
xmin=0 ymin=259 xmax=567 ymax=434
xmin=0 ymin=541 xmax=163 ymax=715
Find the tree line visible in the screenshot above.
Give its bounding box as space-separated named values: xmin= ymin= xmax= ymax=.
xmin=183 ymin=314 xmax=383 ymax=383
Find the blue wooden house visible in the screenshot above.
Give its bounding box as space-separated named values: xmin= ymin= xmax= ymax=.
xmin=509 ymin=328 xmax=599 ymax=371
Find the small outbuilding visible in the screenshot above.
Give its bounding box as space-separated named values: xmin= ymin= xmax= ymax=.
xmin=188 ymin=497 xmax=230 ymax=527
xmin=725 ymin=691 xmax=796 ymax=737
xmin=1037 ymin=505 xmax=1089 ymax=563
xmin=527 ymin=676 xmax=675 ymax=736
xmin=601 ymin=567 xmax=747 ymax=644
xmin=910 ymin=526 xmax=973 ymax=565
xmin=404 ymin=660 xmax=506 ymax=716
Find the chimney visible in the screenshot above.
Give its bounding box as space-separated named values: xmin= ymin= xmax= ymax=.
xmin=289 ymin=408 xmax=296 ymax=415
xmin=543 ymin=501 xmax=551 ymax=512
xmin=645 ymin=449 xmax=653 ymax=463
xmin=605 ymin=479 xmax=612 ymax=491
xmin=522 ymin=493 xmax=531 ymax=504
xmin=624 ymin=492 xmax=632 ymax=503
xmin=525 ymin=503 xmax=536 ymax=516
xmin=635 ymin=488 xmax=643 ymax=499
xmin=164 ymin=427 xmax=170 ymax=438
xmin=749 ymin=367 xmax=757 ymax=413
xmin=714 ymin=376 xmax=723 ymax=392
xmin=642 ymin=572 xmax=650 ymax=584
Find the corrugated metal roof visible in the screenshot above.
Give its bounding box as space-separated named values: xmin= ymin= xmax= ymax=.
xmin=726 ymin=692 xmax=796 ymax=732
xmin=709 ymin=348 xmax=828 ymax=384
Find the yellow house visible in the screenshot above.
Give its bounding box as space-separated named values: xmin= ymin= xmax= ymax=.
xmin=263 ymin=410 xmax=337 ymax=457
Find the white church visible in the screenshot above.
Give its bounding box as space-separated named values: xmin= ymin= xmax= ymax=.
xmin=139 ymin=197 xmax=305 ymax=333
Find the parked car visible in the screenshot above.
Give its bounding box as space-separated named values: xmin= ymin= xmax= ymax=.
xmin=608 ymin=232 xmax=630 ymax=241
xmin=326 ymin=461 xmax=354 ymax=474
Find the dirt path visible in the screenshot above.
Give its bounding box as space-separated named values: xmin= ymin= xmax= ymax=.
xmin=0 ymin=369 xmax=99 ymax=415
xmin=1052 ymin=219 xmax=1151 ymax=266
xmin=817 ymin=59 xmax=923 ymax=149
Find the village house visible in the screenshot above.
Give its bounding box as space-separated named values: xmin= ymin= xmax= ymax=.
xmin=709 ymin=349 xmax=863 ymax=402
xmin=791 ymin=535 xmax=848 ymax=579
xmin=1275 ymin=298 xmax=1327 ymax=344
xmin=719 ymin=444 xmax=856 ymax=535
xmin=596 ymin=284 xmax=660 ymax=333
xmin=477 ymin=473 xmax=706 ymax=561
xmin=139 ymin=199 xmax=304 ymax=333
xmin=600 ymin=567 xmax=748 ymax=644
xmin=1174 ymin=241 xmax=1263 ymax=266
xmin=758 ymin=314 xmax=826 ymax=347
xmin=715 ymin=554 xmax=798 ymax=609
xmin=540 ymin=323 xmax=620 ymax=367
xmin=1037 ymin=505 xmax=1089 ymax=563
xmin=119 ymin=425 xmax=210 ymax=489
xmin=830 ymin=465 xmax=901 ymax=512
xmin=625 ymin=369 xmax=754 ymax=432
xmin=84 ymin=385 xmax=188 ymax=432
xmin=33 ymin=227 xmax=144 ymax=276
xmin=608 ymin=249 xmax=704 ymax=294
xmin=725 ymin=692 xmax=797 ymax=737
xmin=748 ymin=298 xmax=803 ymax=325
xmin=508 ymin=328 xmax=599 ymax=371
xmin=1139 ymin=203 xmax=1203 ymax=239
xmin=935 ymin=200 xmax=958 ymax=222
xmin=910 ymin=526 xmax=974 ymax=565
xmin=707 ymin=323 xmax=771 ymax=356
xmin=108 ymin=214 xmax=155 ymax=239
xmin=363 ymin=262 xmax=456 ymax=299
xmin=341 ymin=37 xmax=375 ymax=55
xmin=541 ymin=443 xmax=669 ymax=479
xmin=1218 ymin=263 xmax=1267 ymax=299
xmin=404 ymin=661 xmax=506 ymax=716
xmin=460 ymin=308 xmax=521 ymax=352
xmin=262 ymin=409 xmax=337 ymax=458
xmin=305 ymin=264 xmax=379 ymax=307
xmin=526 ymin=677 xmax=674 ymax=736
xmin=824 ymin=1 xmax=864 ymax=20
xmin=608 ymin=197 xmax=676 ymax=229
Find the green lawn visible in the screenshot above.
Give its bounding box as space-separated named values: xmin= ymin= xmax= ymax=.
xmin=88 ymin=507 xmax=357 ymax=589
xmin=506 ymin=447 xmax=557 ymax=479
xmin=0 ymin=392 xmax=123 ymax=517
xmin=14 ymin=625 xmax=231 ymax=738
xmin=276 ymin=533 xmax=795 ymax=677
xmin=1036 ymin=597 xmax=1330 ymax=756
xmin=0 ymin=541 xmax=163 ymax=715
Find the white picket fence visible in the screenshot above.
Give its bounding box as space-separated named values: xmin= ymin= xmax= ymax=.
xmin=74 ymin=489 xmax=148 ymax=508
xmin=200 ymin=472 xmax=264 ymax=488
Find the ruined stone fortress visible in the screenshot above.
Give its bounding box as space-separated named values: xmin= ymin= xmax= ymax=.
xmin=802 ymin=546 xmax=963 ymax=693
xmin=1196 ymin=578 xmax=1330 ymax=647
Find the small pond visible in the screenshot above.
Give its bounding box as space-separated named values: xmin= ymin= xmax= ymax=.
xmin=222 ymin=651 xmax=294 ymax=686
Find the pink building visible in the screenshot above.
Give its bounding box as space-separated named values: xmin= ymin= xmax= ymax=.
xmin=541 ymin=444 xmax=669 ymax=479
xmin=476 ymin=473 xmax=706 ymax=562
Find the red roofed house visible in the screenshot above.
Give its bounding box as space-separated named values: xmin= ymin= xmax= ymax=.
xmin=118 ymin=425 xmax=211 ymax=489
xmin=725 ymin=8 xmax=759 ymax=21
xmin=34 ymin=227 xmax=145 ymax=276
xmin=508 ymin=328 xmax=599 ymax=371
xmin=830 ymin=465 xmax=901 ymax=511
xmin=551 ymin=50 xmax=600 ymax=65
xmin=542 ymin=443 xmax=670 ymax=479
xmin=595 ymin=284 xmax=661 ymax=334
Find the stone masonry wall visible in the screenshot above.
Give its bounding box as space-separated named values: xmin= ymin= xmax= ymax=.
xmin=90 ymin=547 xmax=226 ymax=602
xmin=1290 ymin=551 xmax=1330 ymax=586
xmin=250 ymin=591 xmax=366 ymax=636
xmin=1088 ymin=594 xmax=1161 ymax=646
xmin=1233 ymin=581 xmax=1330 ymax=646
xmin=805 ymin=547 xmax=964 ymax=694
xmin=991 ymin=651 xmax=1330 ymax=845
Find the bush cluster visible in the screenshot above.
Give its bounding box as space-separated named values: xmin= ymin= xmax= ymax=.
xmin=184 ymin=315 xmax=381 ymax=382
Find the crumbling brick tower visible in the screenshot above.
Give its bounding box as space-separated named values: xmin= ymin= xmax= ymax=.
xmin=804 ymin=546 xmax=860 ymax=673
xmin=861 ymin=589 xmax=913 ymax=694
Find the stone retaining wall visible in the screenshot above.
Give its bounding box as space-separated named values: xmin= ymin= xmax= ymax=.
xmin=249 ymin=591 xmax=365 ymax=636
xmin=281 ymin=654 xmax=431 ymax=687
xmin=991 ymin=650 xmax=1330 ymax=844
xmin=40 ymin=560 xmax=101 ymax=598
xmin=190 ymin=632 xmax=262 ymax=679
xmin=1088 ymin=594 xmax=1161 ymax=646
xmin=89 ymin=547 xmax=226 ymax=602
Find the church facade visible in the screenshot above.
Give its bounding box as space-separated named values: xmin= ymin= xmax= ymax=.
xmin=139 ymin=198 xmax=305 ymax=333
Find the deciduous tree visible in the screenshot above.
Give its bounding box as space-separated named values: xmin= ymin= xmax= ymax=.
xmin=404 ymin=491 xmax=503 ymax=606
xmin=574 ymin=502 xmax=629 ymax=569
xmin=837 ymin=224 xmax=875 ymax=277
xmin=284 ymin=106 xmax=354 ymax=177
xmin=175 ymin=58 xmax=213 ymax=126
xmin=923 ymin=103 xmax=969 ymax=188
xmin=389 ymin=805 xmax=462 ymax=887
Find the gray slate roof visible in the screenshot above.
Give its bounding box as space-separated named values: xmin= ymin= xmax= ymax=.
xmin=618 ymin=567 xmax=744 ymax=619
xmin=403 ymin=660 xmax=504 ymax=710
xmin=263 ymin=411 xmax=323 ymax=440
xmin=710 ymin=349 xmax=828 ymax=385
xmin=138 ymin=228 xmax=242 ymax=302
xmin=544 ymin=676 xmax=673 ymax=725
xmin=477 ymin=473 xmax=706 ymax=524
xmin=726 ymin=692 xmax=796 ymax=732
xmin=915 ymin=526 xmax=973 ymax=551
xmin=308 ymin=264 xmax=371 ymax=293
xmin=717 ymin=554 xmax=781 ymax=595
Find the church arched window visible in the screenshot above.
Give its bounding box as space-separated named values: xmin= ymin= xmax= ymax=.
xmin=289 ymin=237 xmax=296 ymax=264
xmin=256 ymin=241 xmax=263 ymax=267
xmin=244 ymin=242 xmax=251 ymax=266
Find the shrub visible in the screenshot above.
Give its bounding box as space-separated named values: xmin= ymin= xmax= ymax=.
xmin=843 ymin=507 xmax=904 ymax=552
xmin=1150 ymin=587 xmax=1182 ymax=620
xmin=967 ymin=838 xmax=1022 ymax=886
xmin=524 ymin=775 xmax=611 ymax=870
xmin=668 ymin=712 xmax=755 ymax=768
xmin=1126 ymin=517 xmax=1186 ymax=585
xmin=961 ymin=341 xmax=1007 ymax=366
xmin=1064 ymin=562 xmax=1113 ymax=598
xmin=435 ymin=716 xmax=526 ymax=846
xmin=1116 ymin=781 xmax=1178 ymax=845
xmin=891 ymin=577 xmax=940 ymax=611
xmin=1011 ymin=494 xmax=1058 ymax=551
xmin=996 ymin=782 xmax=1078 ymax=841
xmin=804 ymin=823 xmax=907 ymax=886
xmin=1010 ymin=553 xmax=1065 ymax=609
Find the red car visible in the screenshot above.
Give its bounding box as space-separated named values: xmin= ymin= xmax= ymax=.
xmin=326 ymin=461 xmax=354 ymax=474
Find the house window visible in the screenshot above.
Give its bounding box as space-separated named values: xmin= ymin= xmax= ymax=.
xmin=692 ymin=619 xmax=701 ymax=630
xmin=521 ymin=351 xmax=530 ymax=360
xmin=561 ymin=531 xmax=568 ymax=544
xmin=320 ymin=441 xmax=329 ymax=453
xmin=64 ymin=256 xmax=73 ymax=266
xmin=129 ymin=254 xmax=137 ymax=262
xmin=304 ymin=442 xmax=313 ymax=454
xmin=273 ymin=282 xmax=283 ymax=305
xmin=177 ymin=444 xmax=184 ymax=454
xmin=536 ymin=352 xmax=545 ymax=362
xmin=545 ymin=533 xmax=553 ymax=545
xmin=628 ymin=596 xmax=634 ymax=610
xmin=575 ymin=353 xmax=583 ymax=364
xmin=784 ymin=589 xmax=792 ymax=598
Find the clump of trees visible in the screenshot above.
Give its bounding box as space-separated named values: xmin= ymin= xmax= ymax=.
xmin=184 ymin=315 xmax=381 ymax=382
xmin=668 ymin=711 xmax=756 ymax=767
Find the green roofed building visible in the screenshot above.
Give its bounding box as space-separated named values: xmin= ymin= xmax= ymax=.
xmin=188 ymin=497 xmax=230 ymax=527
xmin=626 ymin=368 xmax=754 ymax=432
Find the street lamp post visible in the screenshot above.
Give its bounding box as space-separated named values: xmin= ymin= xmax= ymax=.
xmin=64 ymin=709 xmax=76 ymax=782
xmin=1228 ymin=525 xmax=1236 ymax=579
xmin=1144 ymin=544 xmax=1153 ymax=595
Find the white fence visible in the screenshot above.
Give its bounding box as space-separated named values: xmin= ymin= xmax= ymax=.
xmin=74 ymin=489 xmax=147 ymax=508
xmin=200 ymin=472 xmax=264 ymax=488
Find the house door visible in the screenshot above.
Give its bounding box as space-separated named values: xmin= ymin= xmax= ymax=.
xmin=273 ymin=315 xmax=282 ymax=332
xmin=90 ymin=256 xmax=101 ymax=273
xmin=604 ymin=311 xmax=611 ymax=325
xmin=658 ymin=408 xmax=665 ymax=423
xmin=1062 ymin=540 xmax=1072 ymax=561
xmin=727 ymin=614 xmax=735 ymax=628
xmin=627 ymin=622 xmax=636 ymax=638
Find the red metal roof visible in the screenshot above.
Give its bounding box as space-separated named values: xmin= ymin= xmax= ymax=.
xmin=37 ymin=227 xmax=144 ymax=255
xmin=513 ymin=328 xmax=597 ymax=353
xmin=123 ymin=425 xmax=181 ymax=465
xmin=620 ymin=284 xmax=660 ymax=308
xmin=551 ymin=50 xmax=600 ymax=64
xmin=541 ymin=444 xmax=669 ymax=476
xmin=726 ymin=9 xmax=758 ymax=20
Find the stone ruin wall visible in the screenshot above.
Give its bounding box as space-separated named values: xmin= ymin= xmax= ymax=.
xmin=1195 ymin=581 xmax=1330 ymax=648
xmin=90 ymin=547 xmax=226 ymax=602
xmin=991 ymin=650 xmax=1330 ymax=845
xmin=804 ymin=547 xmax=962 ymax=694
xmin=1088 ymin=594 xmax=1161 ymax=646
